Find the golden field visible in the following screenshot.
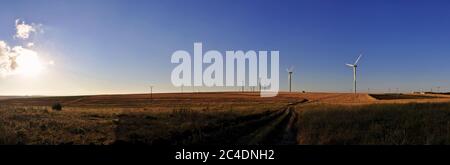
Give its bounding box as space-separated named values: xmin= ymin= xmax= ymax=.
xmin=1 ymin=92 xmax=450 ymax=145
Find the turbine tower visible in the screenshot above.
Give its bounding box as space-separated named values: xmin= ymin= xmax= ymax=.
xmin=346 ymin=54 xmax=362 ymax=94
xmin=287 ymin=66 xmax=294 ymax=92
xmin=149 ymin=85 xmax=153 ymax=101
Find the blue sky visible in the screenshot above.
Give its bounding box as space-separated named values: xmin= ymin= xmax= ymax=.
xmin=1 ymin=0 xmax=450 ymax=95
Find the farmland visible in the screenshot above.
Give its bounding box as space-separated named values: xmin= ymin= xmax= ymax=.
xmin=1 ymin=92 xmax=450 ymax=145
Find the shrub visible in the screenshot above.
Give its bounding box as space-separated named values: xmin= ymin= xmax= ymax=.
xmin=52 ymin=103 xmax=63 ymax=111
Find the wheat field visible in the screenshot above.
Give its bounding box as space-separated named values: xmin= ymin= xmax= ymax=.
xmin=0 ymin=92 xmax=450 ymax=145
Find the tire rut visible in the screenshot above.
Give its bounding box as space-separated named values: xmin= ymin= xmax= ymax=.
xmin=192 ymin=99 xmax=306 ymax=145
xmin=143 ymin=99 xmax=307 ymax=145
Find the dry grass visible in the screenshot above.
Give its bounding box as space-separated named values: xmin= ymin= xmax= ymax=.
xmin=0 ymin=92 xmax=292 ymax=145
xmin=296 ymin=102 xmax=450 ymax=145
xmin=0 ymin=106 xmax=116 ymax=144
xmin=1 ymin=92 xmax=450 ymax=145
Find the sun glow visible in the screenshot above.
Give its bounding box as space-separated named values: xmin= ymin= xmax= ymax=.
xmin=15 ymin=49 xmax=44 ymax=77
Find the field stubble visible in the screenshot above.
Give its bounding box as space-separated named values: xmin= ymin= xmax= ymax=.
xmin=1 ymin=92 xmax=450 ymax=145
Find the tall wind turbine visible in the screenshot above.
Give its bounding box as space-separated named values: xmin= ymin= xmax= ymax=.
xmin=287 ymin=66 xmax=294 ymax=92
xmin=149 ymin=85 xmax=153 ymax=101
xmin=346 ymin=54 xmax=362 ymax=94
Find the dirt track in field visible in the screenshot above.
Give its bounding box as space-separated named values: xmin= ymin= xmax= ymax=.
xmin=2 ymin=92 xmax=450 ymax=145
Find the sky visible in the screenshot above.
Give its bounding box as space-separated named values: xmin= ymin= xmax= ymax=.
xmin=1 ymin=0 xmax=450 ymax=95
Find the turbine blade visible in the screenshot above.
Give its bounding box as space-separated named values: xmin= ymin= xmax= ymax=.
xmin=346 ymin=64 xmax=354 ymax=67
xmin=286 ymin=66 xmax=294 ymax=72
xmin=354 ymin=54 xmax=362 ymax=65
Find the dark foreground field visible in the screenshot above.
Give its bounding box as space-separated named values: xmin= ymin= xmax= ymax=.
xmin=297 ymin=103 xmax=450 ymax=144
xmin=369 ymin=94 xmax=441 ymax=100
xmin=0 ymin=92 xmax=450 ymax=145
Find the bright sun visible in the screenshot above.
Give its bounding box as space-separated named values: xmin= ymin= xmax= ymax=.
xmin=15 ymin=50 xmax=43 ymax=77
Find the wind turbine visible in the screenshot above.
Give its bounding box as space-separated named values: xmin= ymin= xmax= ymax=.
xmin=149 ymin=85 xmax=153 ymax=101
xmin=287 ymin=66 xmax=294 ymax=92
xmin=346 ymin=54 xmax=362 ymax=94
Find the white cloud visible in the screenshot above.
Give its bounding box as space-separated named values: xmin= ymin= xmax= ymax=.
xmin=0 ymin=19 xmax=46 ymax=77
xmin=0 ymin=41 xmax=18 ymax=76
xmin=27 ymin=42 xmax=34 ymax=47
xmin=15 ymin=19 xmax=37 ymax=39
xmin=0 ymin=41 xmax=43 ymax=76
